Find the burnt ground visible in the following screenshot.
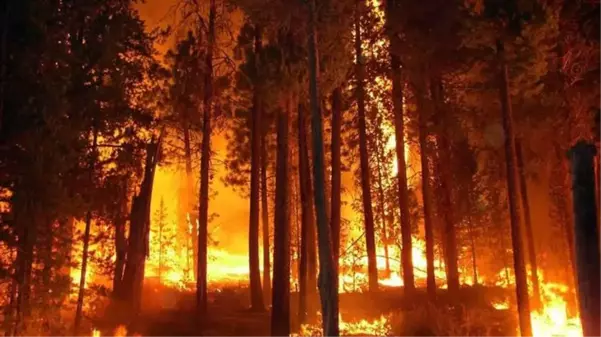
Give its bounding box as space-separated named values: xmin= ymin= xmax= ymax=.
xmin=98 ymin=285 xmax=517 ymax=336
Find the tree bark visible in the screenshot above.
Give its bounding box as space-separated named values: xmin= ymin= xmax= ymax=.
xmin=74 ymin=128 xmax=98 ymax=335
xmin=196 ymin=0 xmax=215 ymax=315
xmin=515 ymin=139 xmax=541 ymax=309
xmin=386 ymin=0 xmax=414 ymax=294
xmin=309 ymin=0 xmax=339 ymax=334
xmin=416 ymin=75 xmax=436 ymax=299
xmin=330 ymin=87 xmax=342 ymax=282
xmin=120 ymin=137 xmax=161 ymax=318
xmin=270 ymin=95 xmax=291 ymax=336
xmin=354 ymin=0 xmax=378 ymax=292
xmin=183 ymin=114 xmax=197 ymax=280
xmin=374 ymin=140 xmax=391 ymax=278
xmin=261 ymin=127 xmax=271 ymax=306
xmin=568 ymin=141 xmax=600 ymax=337
xmin=113 ymin=179 xmax=128 ymax=296
xmin=496 ymin=39 xmax=532 ymax=337
xmin=430 ymin=77 xmax=459 ymax=294
xmin=298 ymin=102 xmax=317 ymax=324
xmin=248 ymin=24 xmax=265 ymax=312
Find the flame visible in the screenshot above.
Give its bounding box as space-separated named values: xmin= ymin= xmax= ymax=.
xmin=113 ymin=325 xmax=127 ymax=337
xmin=530 ymin=279 xmax=581 ymax=337
xmin=294 ymin=313 xmax=391 ymax=336
xmin=92 ymin=329 xmax=101 ymax=337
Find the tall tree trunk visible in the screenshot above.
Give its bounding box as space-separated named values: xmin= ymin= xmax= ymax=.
xmin=515 ymin=139 xmax=541 ymax=309
xmin=308 ymin=0 xmax=339 ymax=334
xmin=183 ymin=117 xmax=197 ymax=280
xmin=74 ymin=128 xmax=98 ymax=335
xmin=261 ymin=129 xmax=271 ymax=305
xmin=467 ymin=216 xmax=478 ymax=285
xmin=298 ymin=102 xmax=317 ymax=324
xmin=248 ymin=24 xmax=265 ymax=312
xmin=374 ymin=143 xmax=391 ymax=278
xmin=113 ymin=179 xmax=128 ymax=296
xmin=196 ymin=0 xmax=215 ymax=315
xmin=386 ymin=0 xmax=414 ymax=294
xmin=430 ymin=77 xmax=459 ymax=294
xmin=496 ymin=39 xmax=532 ymax=337
xmin=354 ymin=0 xmax=378 ymax=292
xmin=270 ymin=96 xmax=291 ymax=336
xmin=330 ymin=87 xmax=342 ymax=282
xmin=120 ymin=136 xmax=161 ymax=319
xmin=416 ymin=76 xmax=436 ymax=299
xmin=568 ymin=141 xmax=600 ymax=337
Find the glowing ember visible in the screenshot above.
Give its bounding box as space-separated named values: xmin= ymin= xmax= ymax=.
xmin=492 ymin=299 xmax=509 ymax=310
xmin=114 ymin=325 xmax=127 ymax=337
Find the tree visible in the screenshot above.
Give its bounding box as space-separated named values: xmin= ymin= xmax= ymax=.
xmin=197 ymin=0 xmax=216 ymax=315
xmin=248 ymin=23 xmax=265 ymax=312
xmin=354 ymin=0 xmax=378 ymax=293
xmin=271 ymin=88 xmax=291 ymax=337
xmin=308 ymin=0 xmax=339 ymax=334
xmin=386 ymin=0 xmax=415 ymax=294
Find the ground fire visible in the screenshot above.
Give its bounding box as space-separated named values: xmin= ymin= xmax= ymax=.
xmin=0 ymin=0 xmax=599 ymax=336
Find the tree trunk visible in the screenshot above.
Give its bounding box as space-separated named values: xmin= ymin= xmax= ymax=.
xmin=298 ymin=102 xmax=317 ymax=324
xmin=430 ymin=77 xmax=459 ymax=294
xmin=374 ymin=142 xmax=391 ymax=278
xmin=568 ymin=141 xmax=600 ymax=337
xmin=270 ymin=95 xmax=291 ymax=336
xmin=248 ymin=24 xmax=265 ymax=312
xmin=515 ymin=139 xmax=541 ymax=309
xmin=386 ymin=0 xmax=414 ymax=294
xmin=416 ymin=75 xmax=436 ymax=299
xmin=113 ymin=179 xmax=128 ymax=296
xmin=496 ymin=39 xmax=532 ymax=337
xmin=308 ymin=0 xmax=339 ymax=334
xmin=354 ymin=0 xmax=378 ymax=292
xmin=196 ymin=0 xmax=215 ymax=315
xmin=261 ymin=128 xmax=271 ymax=306
xmin=330 ymin=87 xmax=342 ymax=282
xmin=467 ymin=217 xmax=478 ymax=285
xmin=183 ymin=115 xmax=197 ymax=280
xmin=74 ymin=129 xmax=98 ymax=335
xmin=120 ymin=136 xmax=161 ymax=320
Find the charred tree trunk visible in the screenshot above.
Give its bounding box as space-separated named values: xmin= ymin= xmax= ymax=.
xmin=261 ymin=129 xmax=271 ymax=305
xmin=196 ymin=0 xmax=215 ymax=315
xmin=271 ymin=96 xmax=291 ymax=336
xmin=120 ymin=137 xmax=161 ymax=320
xmin=183 ymin=116 xmax=197 ymax=280
xmin=113 ymin=179 xmax=128 ymax=296
xmin=568 ymin=141 xmax=600 ymax=337
xmin=386 ymin=0 xmax=414 ymax=294
xmin=496 ymin=39 xmax=532 ymax=337
xmin=330 ymin=87 xmax=342 ymax=282
xmin=298 ymin=103 xmax=317 ymax=324
xmin=309 ymin=0 xmax=339 ymax=334
xmin=467 ymin=215 xmax=479 ymax=285
xmin=74 ymin=129 xmax=98 ymax=335
xmin=416 ymin=76 xmax=436 ymax=299
xmin=515 ymin=139 xmax=541 ymax=309
xmin=354 ymin=0 xmax=378 ymax=292
xmin=374 ymin=142 xmax=391 ymax=278
xmin=430 ymin=77 xmax=459 ymax=294
xmin=248 ymin=24 xmax=265 ymax=312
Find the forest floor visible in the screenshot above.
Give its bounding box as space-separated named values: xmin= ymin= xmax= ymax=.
xmin=99 ymin=284 xmax=516 ymax=336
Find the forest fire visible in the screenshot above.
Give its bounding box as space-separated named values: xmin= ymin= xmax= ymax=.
xmin=1 ymin=0 xmax=598 ymax=335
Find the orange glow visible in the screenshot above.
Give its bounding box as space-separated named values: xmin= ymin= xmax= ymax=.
xmin=295 ymin=313 xmax=392 ymax=336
